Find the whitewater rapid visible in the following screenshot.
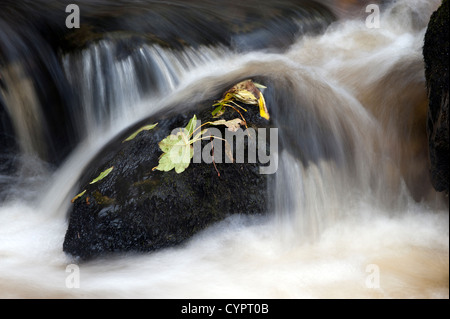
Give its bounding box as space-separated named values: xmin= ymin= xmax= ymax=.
xmin=0 ymin=0 xmax=447 ymax=299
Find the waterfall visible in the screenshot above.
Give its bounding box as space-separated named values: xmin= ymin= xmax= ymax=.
xmin=0 ymin=0 xmax=447 ymax=299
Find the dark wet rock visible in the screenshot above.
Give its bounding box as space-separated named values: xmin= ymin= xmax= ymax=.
xmin=63 ymin=85 xmax=275 ymax=260
xmin=0 ymin=95 xmax=15 ymax=154
xmin=0 ymin=95 xmax=17 ymax=176
xmin=56 ymin=0 xmax=335 ymax=53
xmin=423 ymin=0 xmax=449 ymax=194
xmin=0 ymin=4 xmax=80 ymax=165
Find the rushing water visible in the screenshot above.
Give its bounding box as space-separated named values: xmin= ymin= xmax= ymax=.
xmin=0 ymin=0 xmax=448 ymax=298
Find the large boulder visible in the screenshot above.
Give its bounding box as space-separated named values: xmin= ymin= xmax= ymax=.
xmin=423 ymin=0 xmax=449 ymax=194
xmin=63 ymin=82 xmax=276 ymax=260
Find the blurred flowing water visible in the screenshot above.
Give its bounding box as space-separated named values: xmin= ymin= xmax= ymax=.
xmin=0 ymin=0 xmax=448 ymax=298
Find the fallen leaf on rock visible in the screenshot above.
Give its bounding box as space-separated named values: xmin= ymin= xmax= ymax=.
xmin=209 ymin=118 xmax=245 ymax=132
xmin=154 ymin=115 xmax=198 ymax=174
xmin=123 ymin=123 xmax=158 ymax=142
xmin=89 ymin=166 xmax=114 ymax=184
xmin=71 ymin=190 xmax=86 ymax=203
xmin=213 ymin=79 xmax=270 ymax=120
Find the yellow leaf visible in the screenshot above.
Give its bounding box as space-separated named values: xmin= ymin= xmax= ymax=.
xmin=213 ymin=79 xmax=269 ymax=120
xmin=71 ymin=190 xmax=86 ymax=203
xmin=233 ymin=90 xmax=258 ymax=105
xmin=222 ymin=92 xmax=235 ymax=102
xmin=258 ymin=92 xmax=270 ymax=120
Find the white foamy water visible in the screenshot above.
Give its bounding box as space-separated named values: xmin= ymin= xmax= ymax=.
xmin=0 ymin=201 xmax=447 ymax=298
xmin=0 ymin=0 xmax=448 ymax=298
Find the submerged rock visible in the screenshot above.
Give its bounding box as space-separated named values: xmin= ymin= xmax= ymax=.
xmin=63 ymin=85 xmax=275 ymax=260
xmin=423 ymin=0 xmax=449 ymax=194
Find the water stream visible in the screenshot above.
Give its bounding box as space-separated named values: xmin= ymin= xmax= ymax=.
xmin=0 ymin=0 xmax=448 ymax=298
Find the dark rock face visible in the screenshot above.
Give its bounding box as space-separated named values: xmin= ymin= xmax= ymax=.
xmin=0 ymin=97 xmax=15 ymax=154
xmin=63 ymin=93 xmax=274 ymax=260
xmin=57 ymin=0 xmax=335 ymax=53
xmin=423 ymin=0 xmax=449 ymax=194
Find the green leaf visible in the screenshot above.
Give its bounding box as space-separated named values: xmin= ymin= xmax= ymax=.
xmin=154 ymin=144 xmax=193 ymax=173
xmin=89 ymin=166 xmax=114 ymax=184
xmin=123 ymin=123 xmax=158 ymax=142
xmin=154 ymin=153 xmax=176 ymax=172
xmin=71 ymin=190 xmax=86 ymax=203
xmin=172 ymin=143 xmax=194 ymax=173
xmin=158 ymin=133 xmax=184 ymax=153
xmin=212 ymin=105 xmax=225 ymax=117
xmin=185 ymin=115 xmax=197 ymax=137
xmin=154 ymin=131 xmax=194 ymax=174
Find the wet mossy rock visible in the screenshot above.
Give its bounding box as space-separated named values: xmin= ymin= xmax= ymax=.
xmin=63 ymin=86 xmax=274 ymax=260
xmin=423 ymin=0 xmax=449 ymax=194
